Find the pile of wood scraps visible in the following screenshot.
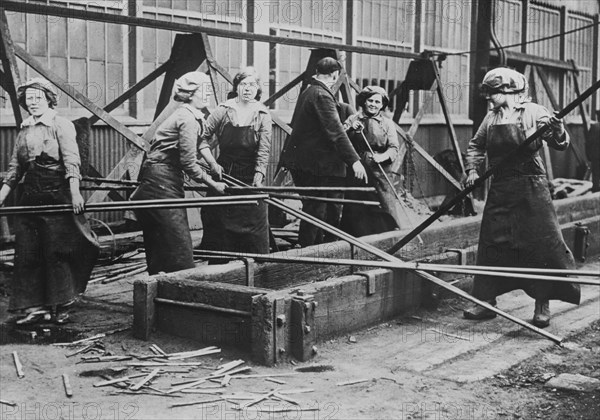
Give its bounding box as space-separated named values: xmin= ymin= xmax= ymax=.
xmin=36 ymin=335 xmax=320 ymax=412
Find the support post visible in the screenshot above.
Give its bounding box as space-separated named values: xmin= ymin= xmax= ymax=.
xmin=133 ymin=277 xmax=158 ymax=340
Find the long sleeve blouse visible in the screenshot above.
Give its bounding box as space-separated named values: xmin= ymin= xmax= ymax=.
xmin=199 ymin=99 xmax=272 ymax=176
xmin=3 ymin=109 xmax=80 ymax=189
xmin=466 ymin=102 xmax=569 ymax=172
xmin=145 ymin=104 xmax=208 ymax=183
xmin=344 ymin=110 xmax=399 ymax=162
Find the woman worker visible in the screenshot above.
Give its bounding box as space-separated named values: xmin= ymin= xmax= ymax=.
xmin=199 ymin=67 xmax=272 ymax=256
xmin=462 ymin=67 xmax=580 ymax=327
xmin=341 ymin=85 xmax=403 ymax=236
xmin=0 ymin=78 xmax=99 ymax=325
xmin=131 ymin=71 xmax=227 ymax=275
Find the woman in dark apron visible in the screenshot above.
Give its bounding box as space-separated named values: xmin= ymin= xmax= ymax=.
xmin=199 ymin=67 xmax=271 ymax=258
xmin=131 ymin=72 xmax=227 ymax=275
xmin=0 ymin=78 xmax=99 ymax=325
xmin=340 ymin=86 xmax=404 ymax=237
xmin=463 ymin=68 xmax=580 ymax=328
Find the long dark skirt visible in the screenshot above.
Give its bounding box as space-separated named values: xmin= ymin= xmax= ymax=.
xmin=341 ymin=160 xmax=401 ymax=237
xmin=472 ymin=175 xmax=580 ymax=304
xmin=131 ymin=163 xmax=195 ymax=275
xmin=10 ymin=175 xmax=99 ymax=311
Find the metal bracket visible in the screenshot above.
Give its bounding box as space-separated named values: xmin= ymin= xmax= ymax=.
xmin=242 ymin=258 xmax=255 ymax=287
xmin=290 ymin=295 xmax=317 ymax=361
xmin=445 ymin=248 xmax=468 ymax=265
xmin=356 ymin=271 xmax=377 ymax=296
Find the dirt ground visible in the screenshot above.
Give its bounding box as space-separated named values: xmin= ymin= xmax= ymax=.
xmin=1 ymin=297 xmax=598 ymax=420
xmin=1 ymin=251 xmax=598 ymax=419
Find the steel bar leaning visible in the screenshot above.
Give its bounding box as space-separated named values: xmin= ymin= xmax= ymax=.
xmin=194 ymin=250 xmax=600 ymax=286
xmin=219 ymin=173 xmax=565 ymax=344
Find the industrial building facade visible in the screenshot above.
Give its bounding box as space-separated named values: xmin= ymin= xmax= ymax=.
xmin=1 ymin=0 xmax=598 ymax=214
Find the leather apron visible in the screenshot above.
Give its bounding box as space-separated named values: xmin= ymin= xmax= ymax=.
xmin=200 ymin=122 xmax=269 ymax=257
xmin=11 ymin=162 xmax=99 ymax=311
xmin=131 ymin=151 xmax=195 ymax=275
xmin=472 ymin=121 xmax=580 ymax=304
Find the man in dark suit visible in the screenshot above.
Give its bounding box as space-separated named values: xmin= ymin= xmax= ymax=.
xmin=280 ymin=58 xmax=367 ymax=246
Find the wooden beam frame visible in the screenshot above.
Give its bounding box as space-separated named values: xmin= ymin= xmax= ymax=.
xmin=0 ymin=9 xmax=23 ymax=127
xmin=13 ymin=45 xmax=147 ymax=152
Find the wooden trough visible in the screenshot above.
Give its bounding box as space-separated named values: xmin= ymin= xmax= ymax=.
xmin=133 ymin=193 xmax=600 ymax=365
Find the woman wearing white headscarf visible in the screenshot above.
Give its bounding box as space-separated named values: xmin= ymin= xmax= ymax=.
xmin=131 ymin=72 xmax=226 ymax=274
xmin=463 ymin=68 xmax=580 ymax=327
xmin=0 ymin=78 xmax=99 ymax=324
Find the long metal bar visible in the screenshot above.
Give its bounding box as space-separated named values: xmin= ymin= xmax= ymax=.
xmin=81 ymin=177 xmax=378 ymax=193
xmin=0 ymin=2 xmax=420 ymax=61
xmin=194 ymin=250 xmax=600 ymax=286
xmin=0 ymin=195 xmax=267 ymax=216
xmin=387 ymin=79 xmax=600 ymax=254
xmin=268 ymin=193 xmax=380 ymax=207
xmin=220 ymin=174 xmax=565 ymax=344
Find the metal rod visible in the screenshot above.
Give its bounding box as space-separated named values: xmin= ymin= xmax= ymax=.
xmin=82 ymin=177 xmax=377 ymax=193
xmin=219 ymin=173 xmax=566 ymax=343
xmin=0 ymin=195 xmax=266 ymax=216
xmin=154 ymin=298 xmax=252 ymax=318
xmin=269 ymin=193 xmax=380 ymax=207
xmin=194 ymin=250 xmax=599 ymax=286
xmin=387 ymin=79 xmax=600 ymax=254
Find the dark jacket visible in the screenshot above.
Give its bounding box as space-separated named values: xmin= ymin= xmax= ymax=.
xmin=280 ymin=79 xmax=360 ymax=177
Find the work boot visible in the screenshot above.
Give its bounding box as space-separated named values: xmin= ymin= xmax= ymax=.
xmin=533 ymin=300 xmax=550 ymax=328
xmin=463 ymin=300 xmax=497 ymax=320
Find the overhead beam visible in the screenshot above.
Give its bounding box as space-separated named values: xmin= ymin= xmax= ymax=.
xmin=13 ymin=45 xmax=147 ymax=152
xmin=1 ymin=1 xmax=420 ymax=61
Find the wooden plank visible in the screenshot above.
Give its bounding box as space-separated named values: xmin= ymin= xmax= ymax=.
xmin=263 ymin=72 xmax=306 ymax=107
xmin=0 ymin=9 xmax=24 ymax=126
xmin=13 ymin=45 xmax=146 ymax=151
xmin=132 ymin=277 xmax=158 ymax=340
xmin=88 ymin=60 xmax=171 ymax=125
xmin=1 ymin=1 xmax=420 ymax=60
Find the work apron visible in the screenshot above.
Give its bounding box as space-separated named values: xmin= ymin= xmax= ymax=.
xmin=472 ymin=122 xmax=580 ymax=304
xmin=200 ymin=122 xmax=269 ymax=256
xmin=341 ymin=120 xmax=401 ymax=237
xmin=10 ymin=163 xmax=99 ymax=311
xmin=131 ymin=158 xmax=195 ymax=275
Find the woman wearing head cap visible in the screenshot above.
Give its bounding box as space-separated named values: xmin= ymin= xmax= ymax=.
xmin=198 ymin=67 xmax=271 ymax=257
xmin=0 ymin=78 xmax=100 ymax=325
xmin=340 ymin=85 xmax=403 ymax=236
xmin=463 ymin=67 xmax=580 ymax=327
xmin=131 ymin=71 xmax=227 ymax=274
